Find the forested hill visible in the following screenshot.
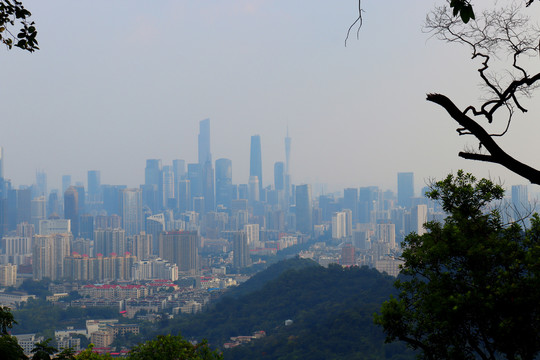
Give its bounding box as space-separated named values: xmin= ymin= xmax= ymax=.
xmin=225 ymin=256 xmax=319 ymax=298
xmin=159 ymin=258 xmax=415 ymax=359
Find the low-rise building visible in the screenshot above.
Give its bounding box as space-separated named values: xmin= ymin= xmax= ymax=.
xmin=0 ymin=292 xmax=36 ymax=307
xmin=107 ymin=323 xmax=139 ymax=337
xmin=56 ymin=335 xmax=81 ymax=352
xmin=14 ymin=334 xmax=44 ymax=355
xmin=91 ymin=330 xmax=114 ymax=348
xmin=180 ymin=300 xmax=202 ymax=314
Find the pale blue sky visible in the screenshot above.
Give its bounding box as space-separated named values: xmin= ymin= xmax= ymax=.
xmin=2 ymin=0 xmax=540 ymax=194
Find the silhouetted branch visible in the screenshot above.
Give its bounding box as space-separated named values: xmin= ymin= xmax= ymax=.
xmin=427 ymin=93 xmax=540 ymax=185
xmin=345 ymin=0 xmax=364 ymax=47
xmin=426 ymin=4 xmax=540 ymax=123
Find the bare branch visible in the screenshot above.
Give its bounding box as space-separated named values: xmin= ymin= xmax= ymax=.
xmin=345 ymin=0 xmax=364 ymax=47
xmin=427 ymin=93 xmax=540 ymax=185
xmin=425 ymin=3 xmax=540 ymax=126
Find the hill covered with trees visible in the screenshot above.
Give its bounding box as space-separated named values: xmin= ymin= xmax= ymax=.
xmin=153 ymin=257 xmax=414 ymax=359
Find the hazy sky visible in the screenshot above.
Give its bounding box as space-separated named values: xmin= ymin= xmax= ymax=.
xmin=2 ymin=0 xmax=540 ymax=195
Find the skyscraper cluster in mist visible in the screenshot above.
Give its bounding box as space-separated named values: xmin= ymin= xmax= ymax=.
xmin=0 ymin=119 xmax=533 ymax=283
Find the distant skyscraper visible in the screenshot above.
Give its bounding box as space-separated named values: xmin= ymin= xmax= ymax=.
xmin=35 ymin=171 xmax=47 ymax=197
xmin=511 ymin=185 xmax=529 ymax=221
xmin=94 ymin=228 xmax=126 ymax=256
xmin=33 ymin=233 xmax=71 ymax=281
xmin=331 ymin=209 xmax=352 ymax=239
xmin=285 ymin=129 xmax=291 ymax=207
xmin=359 ymin=186 xmax=380 ymax=223
xmin=296 ymin=184 xmax=312 ymax=234
xmin=9 ymin=188 xmax=31 ymax=231
xmin=202 ymin=161 xmax=214 ymax=213
xmin=172 ymin=159 xmax=186 ymax=181
xmin=145 ymin=159 xmax=163 ymax=211
xmin=47 ymin=191 xmax=59 ymax=217
xmin=408 ymin=204 xmax=427 ymax=236
xmin=198 ymin=119 xmax=212 ymax=166
xmin=101 ymin=185 xmax=125 ymax=216
xmin=332 ymin=211 xmax=347 ymax=239
xmin=64 ymin=186 xmax=79 ymax=237
xmin=80 ymin=214 xmax=94 ymax=240
xmin=74 ymin=185 xmax=86 ymax=216
xmin=129 ymin=232 xmax=153 ymax=260
xmin=162 ymin=165 xmax=175 ymax=208
xmin=120 ymin=188 xmax=143 ymax=237
xmin=146 ymin=213 xmax=165 ymax=255
xmin=145 ymin=159 xmax=162 ymax=186
xmin=31 ymin=196 xmax=46 ymax=230
xmin=233 ymin=231 xmax=250 ymax=269
xmin=197 ymin=120 xmax=214 ymax=214
xmin=172 ymin=159 xmax=186 ymax=203
xmin=250 ymin=135 xmax=263 ymax=194
xmin=398 ymin=172 xmax=414 ymax=209
xmin=177 ymin=180 xmax=191 ymax=212
xmin=238 ymin=184 xmax=248 ymax=200
xmin=274 ymin=162 xmax=285 ymax=191
xmin=61 ymin=175 xmax=71 ymax=197
xmin=159 ymin=231 xmax=198 ymax=274
xmin=378 ymin=222 xmax=396 ymax=249
xmin=187 ymin=163 xmax=202 ymax=199
xmin=33 ymin=235 xmax=54 ymax=280
xmin=343 ymin=188 xmax=359 ymax=223
xmin=87 ymin=170 xmax=101 ymax=202
xmin=215 ymin=158 xmax=232 ymax=208
xmin=248 ymin=176 xmax=260 ymax=204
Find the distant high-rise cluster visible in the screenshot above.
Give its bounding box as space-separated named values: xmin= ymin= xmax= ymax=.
xmin=0 ymin=122 xmax=532 ymax=281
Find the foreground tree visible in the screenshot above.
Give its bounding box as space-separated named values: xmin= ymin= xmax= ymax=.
xmin=74 ymin=344 xmax=111 ymax=360
xmin=0 ymin=306 xmax=17 ymax=334
xmin=375 ymin=171 xmax=540 ymax=360
xmin=127 ymin=334 xmax=222 ymax=360
xmin=0 ymin=0 xmax=38 ymax=52
xmin=0 ymin=307 xmax=26 ymax=360
xmin=425 ymin=3 xmax=540 ymax=184
xmin=31 ymin=339 xmax=56 ymax=360
xmin=0 ymin=335 xmax=27 ymax=360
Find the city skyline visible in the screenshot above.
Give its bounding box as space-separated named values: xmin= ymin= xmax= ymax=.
xmin=0 ymin=138 xmax=535 ymax=198
xmin=2 ymin=1 xmax=540 ymax=193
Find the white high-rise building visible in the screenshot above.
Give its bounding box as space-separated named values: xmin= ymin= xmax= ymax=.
xmin=31 ymin=196 xmax=47 ymax=230
xmin=378 ymin=223 xmax=396 ymax=249
xmin=244 ymin=224 xmax=260 ymax=248
xmin=332 ymin=210 xmax=353 ymax=239
xmin=410 ymin=204 xmax=427 ymax=236
xmin=332 ymin=212 xmax=346 ymax=239
xmin=0 ymin=264 xmax=17 ymax=286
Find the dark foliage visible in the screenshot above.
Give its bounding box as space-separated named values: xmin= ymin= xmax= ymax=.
xmin=12 ymin=299 xmax=117 ymax=335
xmin=148 ymin=257 xmax=413 ymax=359
xmin=376 ymin=171 xmax=540 ymax=360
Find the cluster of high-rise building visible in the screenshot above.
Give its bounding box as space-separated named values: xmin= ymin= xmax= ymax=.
xmin=0 ymin=120 xmax=534 ymax=283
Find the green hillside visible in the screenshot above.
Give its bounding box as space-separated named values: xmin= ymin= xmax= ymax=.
xmin=157 ymin=258 xmax=414 ymax=359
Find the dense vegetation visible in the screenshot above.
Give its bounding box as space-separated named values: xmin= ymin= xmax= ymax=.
xmin=147 ymin=257 xmax=414 ymax=359
xmin=225 ymin=257 xmax=319 ymax=299
xmin=12 ymin=299 xmax=117 ymax=336
xmin=376 ymin=171 xmax=540 ymax=360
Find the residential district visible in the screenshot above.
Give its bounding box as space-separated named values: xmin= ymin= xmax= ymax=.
xmin=0 ymin=119 xmax=534 ymax=355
